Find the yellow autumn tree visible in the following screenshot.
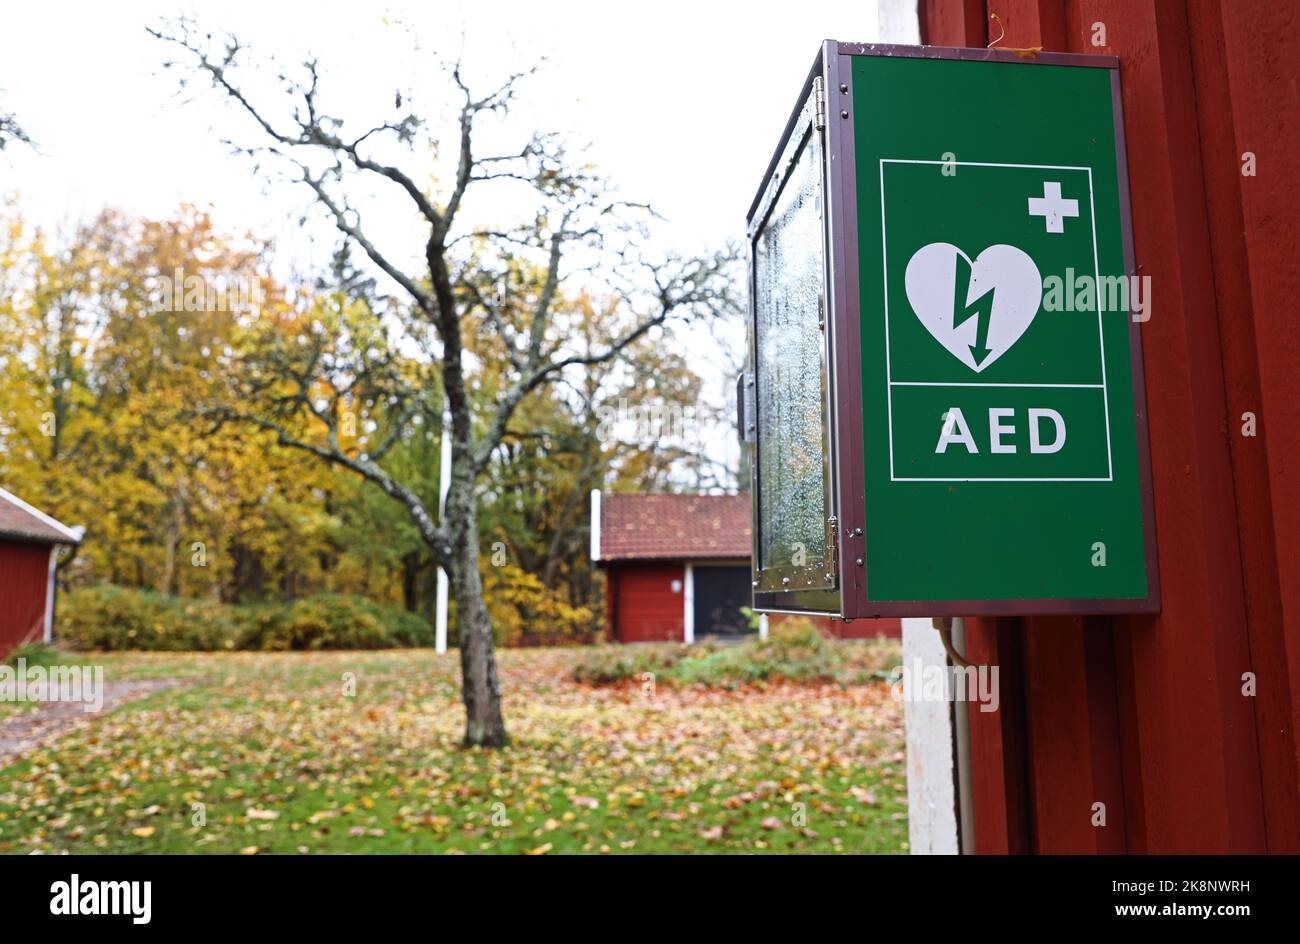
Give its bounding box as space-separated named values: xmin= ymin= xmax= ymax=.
xmin=0 ymin=206 xmax=343 ymax=599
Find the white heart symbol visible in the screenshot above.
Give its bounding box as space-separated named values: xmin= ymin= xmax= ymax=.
xmin=903 ymin=242 xmax=1042 ymax=372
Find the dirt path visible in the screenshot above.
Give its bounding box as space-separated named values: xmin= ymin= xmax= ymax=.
xmin=0 ymin=679 xmax=181 ymax=762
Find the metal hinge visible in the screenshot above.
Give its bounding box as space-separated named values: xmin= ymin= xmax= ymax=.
xmin=826 ymin=514 xmax=839 ymax=584
xmin=812 ymin=76 xmax=825 ymax=131
xmin=737 ymin=371 xmax=756 ymax=444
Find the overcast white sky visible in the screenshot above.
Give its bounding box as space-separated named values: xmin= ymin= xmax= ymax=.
xmin=0 ymin=0 xmax=918 ymax=484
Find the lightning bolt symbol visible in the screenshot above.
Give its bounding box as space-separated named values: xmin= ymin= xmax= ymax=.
xmin=951 ymin=256 xmax=995 ymax=367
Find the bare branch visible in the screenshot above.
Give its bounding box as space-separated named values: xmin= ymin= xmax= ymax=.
xmin=471 ymin=250 xmax=735 ymax=471
xmin=203 ymin=406 xmax=451 ymax=567
xmin=298 ymin=164 xmax=436 ymax=313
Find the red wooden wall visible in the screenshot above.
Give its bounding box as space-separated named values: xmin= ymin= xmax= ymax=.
xmin=920 ymin=0 xmax=1300 ymax=853
xmin=606 ymin=562 xmax=686 ymax=643
xmin=0 ymin=541 xmax=52 ymax=657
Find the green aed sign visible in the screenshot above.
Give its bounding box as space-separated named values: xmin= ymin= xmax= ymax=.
xmin=744 ymin=43 xmax=1159 ymax=618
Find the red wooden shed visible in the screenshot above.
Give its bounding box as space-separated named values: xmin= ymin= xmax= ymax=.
xmin=0 ymin=487 xmax=82 ymax=658
xmin=590 ymin=491 xmax=899 ymax=643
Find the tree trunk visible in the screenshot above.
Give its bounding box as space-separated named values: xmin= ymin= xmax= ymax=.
xmin=401 ymin=551 xmax=421 ymax=612
xmin=446 ymin=470 xmax=508 ymax=748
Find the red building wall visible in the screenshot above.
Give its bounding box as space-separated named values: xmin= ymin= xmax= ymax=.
xmin=606 ymin=562 xmax=686 ymax=643
xmin=0 ymin=541 xmax=52 ymax=657
xmin=920 ymin=0 xmax=1300 ymax=853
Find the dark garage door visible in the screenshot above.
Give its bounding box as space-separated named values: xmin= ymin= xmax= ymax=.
xmin=692 ymin=565 xmax=753 ymax=639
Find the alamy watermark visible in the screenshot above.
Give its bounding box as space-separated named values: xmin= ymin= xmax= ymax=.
xmin=595 ymin=397 xmax=697 ymax=444
xmin=0 ymin=658 xmax=104 ymax=712
xmin=50 ymin=874 xmax=151 ymax=924
xmin=890 ymin=658 xmax=1000 ymax=713
xmin=152 ymin=266 xmax=263 ymax=313
xmin=1042 ymin=269 xmax=1152 ymax=323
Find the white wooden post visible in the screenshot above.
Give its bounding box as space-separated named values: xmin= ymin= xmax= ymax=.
xmin=683 ymin=563 xmax=695 ymax=644
xmin=434 ymin=414 xmax=452 ymax=655
xmin=902 ymin=616 xmax=961 ymax=854
xmin=44 ymin=546 xmax=57 ymax=643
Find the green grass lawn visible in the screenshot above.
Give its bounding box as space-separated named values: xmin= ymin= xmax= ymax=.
xmin=0 ymin=644 xmax=908 ymax=854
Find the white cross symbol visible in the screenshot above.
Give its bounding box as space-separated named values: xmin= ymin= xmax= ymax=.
xmin=1027 ymin=181 xmax=1079 ymax=234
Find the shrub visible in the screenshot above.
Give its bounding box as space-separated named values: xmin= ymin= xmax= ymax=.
xmin=238 ymin=595 xmax=388 ymax=651
xmin=571 ymin=618 xmax=900 ymax=689
xmin=387 ymin=607 xmax=436 ymax=648
xmin=569 ymin=644 xmax=692 ymax=685
xmin=58 ymin=586 xmax=435 ymax=652
xmin=57 ymin=585 xmax=239 ymax=652
xmin=482 ymin=563 xmax=596 ymax=647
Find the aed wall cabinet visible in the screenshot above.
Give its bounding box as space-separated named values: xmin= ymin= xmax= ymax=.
xmin=742 ymin=42 xmax=1159 ymax=619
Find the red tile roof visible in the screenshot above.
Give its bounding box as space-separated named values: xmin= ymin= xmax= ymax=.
xmin=0 ymin=488 xmax=82 ymax=546
xmin=597 ymin=492 xmax=751 ymax=561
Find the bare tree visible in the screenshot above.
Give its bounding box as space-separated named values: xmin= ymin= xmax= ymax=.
xmin=0 ymin=95 xmax=33 ymax=152
xmin=149 ymin=20 xmax=735 ymax=746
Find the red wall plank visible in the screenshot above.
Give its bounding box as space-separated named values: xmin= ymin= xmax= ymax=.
xmin=965 ymin=617 xmax=1032 ymax=853
xmin=1112 ymin=0 xmax=1265 ymax=854
xmin=0 ymin=541 xmax=51 ymax=657
xmin=605 ymin=568 xmax=617 ymax=643
xmin=919 ymin=0 xmax=989 ymax=47
xmin=610 ymin=562 xmax=685 ymax=643
xmin=1020 ymin=618 xmax=1131 ymax=853
xmin=987 ymin=0 xmax=1065 ymax=48
xmin=1210 ymin=0 xmax=1300 ymax=850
